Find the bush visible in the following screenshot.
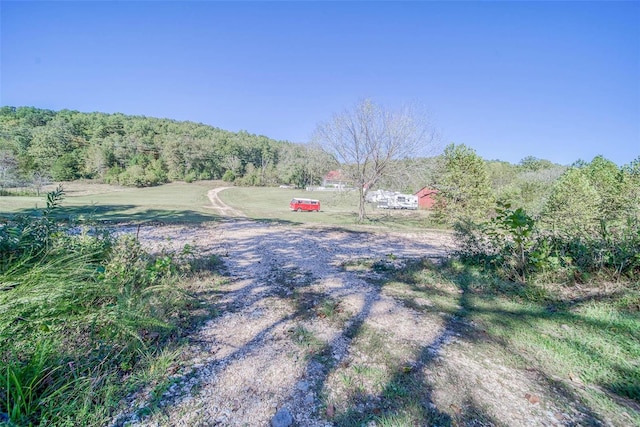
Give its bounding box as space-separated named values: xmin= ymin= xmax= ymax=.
xmin=455 ymin=201 xmax=640 ymax=283
xmin=454 ymin=203 xmax=538 ymax=282
xmin=184 ymin=170 xmax=197 ymax=183
xmin=104 ymin=166 xmax=124 ymax=185
xmin=457 ymin=157 xmax=640 ymax=284
xmin=51 ymin=153 xmax=81 ymax=181
xmin=222 ymin=169 xmax=235 ymax=182
xmin=0 ymin=185 xmax=64 ymax=269
xmin=541 ymin=168 xmax=602 ymax=237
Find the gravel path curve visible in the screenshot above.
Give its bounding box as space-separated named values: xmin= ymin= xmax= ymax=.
xmin=206 ymin=187 xmax=246 ymax=217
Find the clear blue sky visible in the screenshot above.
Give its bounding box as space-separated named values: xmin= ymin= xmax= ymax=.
xmin=1 ymin=1 xmax=638 ymax=165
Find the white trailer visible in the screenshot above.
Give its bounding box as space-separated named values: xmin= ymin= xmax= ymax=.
xmin=377 ymin=193 xmax=418 ymax=210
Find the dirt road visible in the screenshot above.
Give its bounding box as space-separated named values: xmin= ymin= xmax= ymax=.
xmin=207 ymin=187 xmax=246 ymax=217
xmin=112 ymin=190 xmax=605 ymax=426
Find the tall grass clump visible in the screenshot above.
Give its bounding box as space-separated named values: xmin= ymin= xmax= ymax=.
xmin=0 ymin=186 xmax=195 ymax=425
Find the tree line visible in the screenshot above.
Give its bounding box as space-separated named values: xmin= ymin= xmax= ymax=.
xmin=434 ymin=143 xmax=640 ymax=282
xmin=0 ymin=106 xmax=335 ymax=190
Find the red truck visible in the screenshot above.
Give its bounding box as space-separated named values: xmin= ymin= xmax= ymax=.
xmin=290 ymin=198 xmax=320 ymax=212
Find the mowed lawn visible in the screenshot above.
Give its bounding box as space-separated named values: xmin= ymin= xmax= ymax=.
xmin=0 ymin=181 xmax=220 ymax=224
xmin=220 ymin=186 xmax=432 ymax=228
xmin=1 ymin=182 xmax=432 ymax=228
xmin=220 ymin=186 xmax=360 ymax=224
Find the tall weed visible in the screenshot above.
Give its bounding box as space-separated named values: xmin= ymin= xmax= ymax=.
xmin=1 ymin=341 xmax=73 ymax=425
xmin=0 ymin=187 xmax=198 ymax=425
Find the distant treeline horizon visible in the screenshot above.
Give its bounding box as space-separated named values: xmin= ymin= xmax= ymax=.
xmin=1 ymin=107 xmax=636 ymax=214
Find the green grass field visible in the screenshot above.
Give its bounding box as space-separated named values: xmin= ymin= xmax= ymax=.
xmin=1 ymin=181 xmax=218 ymax=224
xmin=1 ymin=182 xmax=433 ymax=228
xmin=220 ymin=185 xmax=434 ymax=228
xmin=220 ymin=186 xmax=360 ymax=224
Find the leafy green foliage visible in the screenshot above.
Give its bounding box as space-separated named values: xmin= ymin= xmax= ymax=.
xmin=0 ymin=185 xmax=65 ymax=267
xmin=0 ymin=188 xmax=200 ymax=425
xmin=434 ymin=143 xmax=494 ymax=223
xmin=518 ymin=155 xmax=556 ymax=172
xmin=222 ymin=169 xmax=235 ymax=182
xmin=485 ymin=158 xmax=566 ymax=215
xmin=542 ymin=166 xmax=602 ymax=236
xmin=456 ymin=156 xmax=640 ymax=283
xmin=485 ymin=202 xmax=536 ymax=281
xmin=0 ymin=106 xmax=333 ymax=189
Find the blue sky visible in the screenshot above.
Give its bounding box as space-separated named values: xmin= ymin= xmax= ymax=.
xmin=1 ymin=1 xmax=638 ymax=166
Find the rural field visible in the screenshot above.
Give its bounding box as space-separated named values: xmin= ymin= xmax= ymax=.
xmin=1 ymin=181 xmax=638 ymax=427
xmin=0 ymin=181 xmax=431 ymax=228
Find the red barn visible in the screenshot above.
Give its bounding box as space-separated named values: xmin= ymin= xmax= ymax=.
xmin=415 ymin=187 xmax=438 ymax=209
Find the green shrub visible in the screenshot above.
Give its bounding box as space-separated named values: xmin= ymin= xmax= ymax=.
xmin=456 ymin=200 xmax=640 ymax=283
xmin=0 ymin=185 xmax=65 ymax=269
xmin=198 ymin=170 xmax=212 ymax=180
xmin=541 ymin=168 xmax=602 ymax=237
xmin=483 ymin=201 xmax=536 ymax=281
xmin=104 ymin=166 xmax=124 ymax=185
xmin=222 ymin=169 xmax=235 ymax=182
xmin=184 ymin=170 xmax=197 ymax=183
xmin=51 ymin=153 xmax=81 ymax=181
xmin=144 ymin=161 xmax=168 ymax=186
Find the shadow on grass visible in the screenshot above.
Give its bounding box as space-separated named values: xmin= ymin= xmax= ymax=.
xmin=241 ymin=216 xmax=305 ymax=226
xmin=326 ymin=264 xmax=489 ymax=426
xmin=6 ymin=204 xmax=222 ymax=225
xmin=331 ymin=259 xmax=623 ymax=425
xmin=441 ymin=263 xmax=633 ymax=423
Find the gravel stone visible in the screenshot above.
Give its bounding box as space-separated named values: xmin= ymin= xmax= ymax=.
xmin=271 ymin=408 xmax=294 ymax=427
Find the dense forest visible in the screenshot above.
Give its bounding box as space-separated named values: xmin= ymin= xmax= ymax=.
xmin=0 ymin=106 xmax=335 ymax=189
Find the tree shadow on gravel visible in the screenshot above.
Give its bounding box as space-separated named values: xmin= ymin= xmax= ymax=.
xmin=318 ymin=277 xmax=478 ymax=426
xmin=200 ymin=225 xmax=467 ymax=425
xmin=114 ymin=217 xmax=629 ymax=427
xmin=121 ymin=222 xmax=611 ymax=426
xmin=429 ymin=264 xmax=612 ymax=426
xmin=315 ymin=260 xmax=617 ymax=426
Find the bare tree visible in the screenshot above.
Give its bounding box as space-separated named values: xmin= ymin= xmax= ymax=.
xmin=314 ymin=99 xmax=438 ymax=222
xmin=0 ymin=150 xmax=19 ymax=192
xmin=31 ymin=170 xmax=51 ymax=196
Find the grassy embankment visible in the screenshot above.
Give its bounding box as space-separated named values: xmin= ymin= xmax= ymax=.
xmin=0 ymin=183 xmax=225 ymax=425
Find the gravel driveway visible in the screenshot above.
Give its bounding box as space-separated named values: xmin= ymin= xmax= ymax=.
xmin=110 ymin=218 xmax=455 ymax=426
xmin=111 ymin=190 xmax=608 ymax=426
